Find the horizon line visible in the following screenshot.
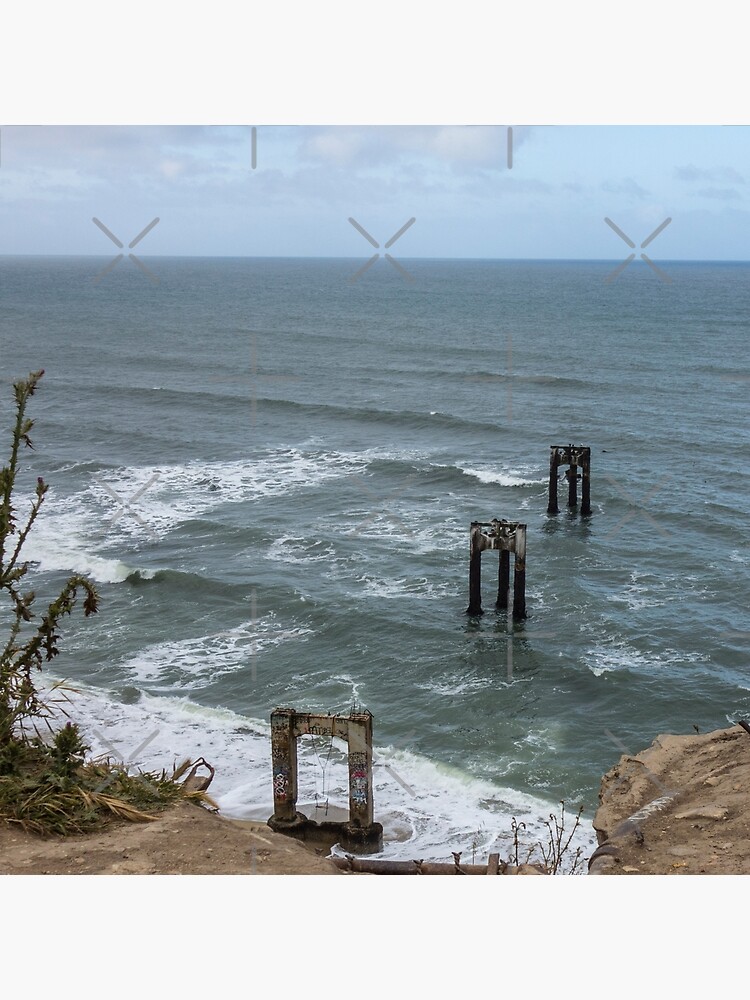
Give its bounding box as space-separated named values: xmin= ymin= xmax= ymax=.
xmin=1 ymin=254 xmax=749 ymax=264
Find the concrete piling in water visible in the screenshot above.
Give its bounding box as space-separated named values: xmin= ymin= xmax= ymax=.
xmin=580 ymin=451 xmax=591 ymax=517
xmin=467 ymin=522 xmax=484 ymax=616
xmin=548 ymin=448 xmax=560 ymax=514
xmin=512 ymin=523 xmax=527 ymax=619
xmin=547 ymin=445 xmax=591 ymax=517
xmin=497 ymin=549 xmax=510 ymax=611
xmin=465 ymin=519 xmax=527 ymax=620
xmin=268 ymin=706 xmax=383 ymax=853
xmin=567 ymin=466 xmax=578 ymax=507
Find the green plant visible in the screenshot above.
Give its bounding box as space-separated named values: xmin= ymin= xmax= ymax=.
xmin=0 ymin=738 xmax=215 ymax=835
xmin=50 ymin=720 xmax=90 ymax=780
xmin=0 ymin=370 xmax=99 ymax=745
xmin=0 ymin=372 xmax=214 ymax=836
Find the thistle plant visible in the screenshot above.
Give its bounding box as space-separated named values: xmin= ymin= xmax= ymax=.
xmin=506 ymin=802 xmax=586 ymax=874
xmin=0 ymin=373 xmax=214 ymax=836
xmin=0 ymin=370 xmax=99 ymax=745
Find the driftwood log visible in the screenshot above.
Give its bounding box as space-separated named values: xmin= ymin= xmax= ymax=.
xmin=181 ymin=757 xmax=215 ymax=793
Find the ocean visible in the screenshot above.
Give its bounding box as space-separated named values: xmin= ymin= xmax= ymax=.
xmin=2 ymin=255 xmax=749 ymax=868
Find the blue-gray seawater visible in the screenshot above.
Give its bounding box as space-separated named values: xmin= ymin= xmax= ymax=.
xmin=2 ymin=256 xmax=749 ymax=862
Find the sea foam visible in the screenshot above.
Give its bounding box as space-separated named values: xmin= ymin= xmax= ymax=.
xmin=46 ymin=680 xmax=596 ymax=868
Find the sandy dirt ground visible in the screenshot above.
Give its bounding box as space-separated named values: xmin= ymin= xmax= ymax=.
xmin=591 ymin=723 xmax=750 ymax=874
xmin=0 ymin=800 xmax=343 ymax=875
xmin=5 ymin=724 xmax=748 ymax=875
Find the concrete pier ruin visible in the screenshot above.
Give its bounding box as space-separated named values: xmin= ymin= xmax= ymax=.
xmin=465 ymin=519 xmax=527 ymax=619
xmin=268 ymin=706 xmax=383 ymax=853
xmin=547 ymin=445 xmax=591 ymax=517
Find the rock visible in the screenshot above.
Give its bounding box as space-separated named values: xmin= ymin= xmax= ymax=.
xmin=588 ymin=856 xmax=619 ymax=873
xmin=674 ymin=806 xmax=728 ymax=821
xmin=513 ymin=863 xmax=546 ymax=875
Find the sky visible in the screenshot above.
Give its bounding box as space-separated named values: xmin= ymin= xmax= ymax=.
xmin=1 ymin=125 xmax=749 ymax=260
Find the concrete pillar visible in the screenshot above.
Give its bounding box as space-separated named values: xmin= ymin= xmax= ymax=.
xmin=270 ymin=708 xmax=298 ymax=822
xmin=547 ymin=449 xmax=559 ymax=514
xmin=581 ymin=452 xmax=592 ymax=516
xmin=513 ymin=525 xmax=527 ymax=620
xmin=347 ymin=716 xmax=374 ymax=829
xmin=496 ymin=549 xmax=510 ymax=610
xmin=466 ymin=522 xmax=483 ymax=615
xmin=567 ymin=464 xmax=578 ymax=507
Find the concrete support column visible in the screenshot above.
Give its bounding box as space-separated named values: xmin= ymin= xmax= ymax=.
xmin=270 ymin=708 xmax=298 ymax=822
xmin=496 ymin=549 xmax=510 ymax=610
xmin=347 ymin=716 xmax=374 ymax=829
xmin=581 ymin=453 xmax=592 ymax=516
xmin=567 ymin=464 xmax=578 ymax=507
xmin=466 ymin=522 xmax=483 ymax=615
xmin=547 ymin=449 xmax=559 ymax=514
xmin=513 ymin=525 xmax=527 ymax=620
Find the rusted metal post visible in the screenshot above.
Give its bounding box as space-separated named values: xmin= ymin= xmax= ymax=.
xmin=512 ymin=524 xmax=527 ymax=620
xmin=466 ymin=521 xmax=483 ymax=615
xmin=270 ymin=708 xmax=298 ymax=823
xmin=496 ymin=549 xmax=510 ymax=610
xmin=547 ymin=448 xmax=559 ymax=514
xmin=580 ymin=450 xmax=591 ymax=516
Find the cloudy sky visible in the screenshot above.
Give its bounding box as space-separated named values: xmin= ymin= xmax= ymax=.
xmin=1 ymin=125 xmax=749 ymax=260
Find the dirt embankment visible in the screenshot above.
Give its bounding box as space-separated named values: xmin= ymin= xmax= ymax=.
xmin=591 ymin=723 xmax=750 ymax=874
xmin=6 ymin=724 xmax=750 ymax=876
xmin=0 ymin=800 xmax=342 ymax=875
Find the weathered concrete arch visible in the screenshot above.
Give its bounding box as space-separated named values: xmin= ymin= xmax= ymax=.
xmin=466 ymin=518 xmax=527 ymax=620
xmin=268 ymin=707 xmax=383 ymax=853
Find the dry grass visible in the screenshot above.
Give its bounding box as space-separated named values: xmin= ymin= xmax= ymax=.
xmin=0 ymin=724 xmax=216 ymax=837
xmin=508 ymin=800 xmax=586 ymax=874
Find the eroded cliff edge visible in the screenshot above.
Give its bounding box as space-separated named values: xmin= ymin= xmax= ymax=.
xmin=590 ymin=723 xmax=750 ymax=874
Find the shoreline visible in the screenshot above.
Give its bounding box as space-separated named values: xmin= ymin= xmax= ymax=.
xmin=3 ymin=723 xmax=745 ymax=875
